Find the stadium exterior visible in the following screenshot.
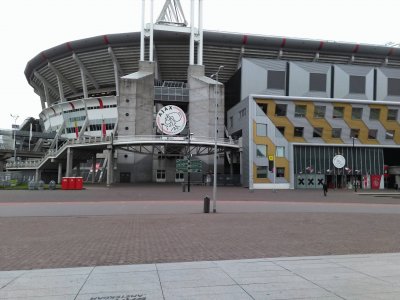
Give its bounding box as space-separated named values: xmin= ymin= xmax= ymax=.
xmin=6 ymin=0 xmax=400 ymax=189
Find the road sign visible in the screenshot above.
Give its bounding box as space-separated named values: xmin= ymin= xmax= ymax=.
xmin=176 ymin=159 xmax=202 ymax=172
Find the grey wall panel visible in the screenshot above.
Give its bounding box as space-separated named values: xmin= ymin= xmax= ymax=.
xmin=241 ymin=58 xmax=286 ymax=100
xmin=288 ymin=61 xmax=331 ymax=98
xmin=333 ymin=64 xmax=374 ymax=100
xmin=376 ymin=67 xmax=400 ymax=101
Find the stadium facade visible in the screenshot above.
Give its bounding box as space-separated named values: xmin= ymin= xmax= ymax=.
xmin=5 ymin=0 xmax=400 ymax=189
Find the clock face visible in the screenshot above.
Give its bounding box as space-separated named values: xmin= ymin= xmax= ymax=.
xmin=333 ymin=155 xmax=346 ymax=169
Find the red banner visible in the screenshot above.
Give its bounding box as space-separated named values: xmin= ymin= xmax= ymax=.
xmin=101 ymin=120 xmax=106 ymax=137
xmin=370 ymin=175 xmax=381 ymax=190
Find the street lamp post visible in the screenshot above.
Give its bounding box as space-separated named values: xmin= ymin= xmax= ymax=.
xmin=352 ymin=137 xmax=357 ymax=192
xmin=211 ymin=65 xmax=224 ymax=213
xmin=10 ymin=114 xmax=19 ymax=162
xmin=187 ymin=131 xmax=193 ymax=192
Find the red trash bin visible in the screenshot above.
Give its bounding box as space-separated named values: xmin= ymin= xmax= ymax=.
xmin=61 ymin=177 xmax=69 ymax=190
xmin=68 ymin=177 xmax=76 ymax=190
xmin=75 ymin=177 xmax=83 ymax=190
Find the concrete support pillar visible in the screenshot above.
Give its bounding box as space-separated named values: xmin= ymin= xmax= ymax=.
xmin=57 ymin=162 xmax=63 ymax=184
xmin=92 ymin=155 xmax=97 ymax=184
xmin=66 ymin=147 xmax=73 ymax=177
xmin=35 ymin=169 xmax=41 ymax=182
xmin=106 ymin=148 xmax=113 ymax=187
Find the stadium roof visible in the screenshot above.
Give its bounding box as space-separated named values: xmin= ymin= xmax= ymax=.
xmin=25 ymin=29 xmax=400 ymax=104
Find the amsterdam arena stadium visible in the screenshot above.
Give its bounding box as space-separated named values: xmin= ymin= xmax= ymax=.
xmin=5 ymin=0 xmax=400 ymax=191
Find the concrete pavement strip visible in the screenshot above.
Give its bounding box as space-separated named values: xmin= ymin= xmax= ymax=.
xmin=2 ymin=253 xmax=400 ymax=299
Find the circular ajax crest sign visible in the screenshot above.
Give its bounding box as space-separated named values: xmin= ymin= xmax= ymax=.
xmin=156 ymin=105 xmax=187 ymax=135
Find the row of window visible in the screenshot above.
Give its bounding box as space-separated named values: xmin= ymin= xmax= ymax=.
xmin=64 ymin=123 xmax=115 ymax=134
xmin=256 ymin=123 xmax=395 ymax=140
xmin=267 ymin=69 xmax=400 ymax=96
xmin=259 ymin=103 xmax=399 ymax=121
xmin=256 ymin=144 xmax=285 ymax=158
xmin=256 ymin=166 xmax=285 ymax=178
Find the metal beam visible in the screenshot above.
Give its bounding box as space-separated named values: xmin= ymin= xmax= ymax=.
xmin=34 ymin=71 xmax=60 ymax=100
xmin=48 ymin=61 xmax=78 ymax=94
xmin=107 ymin=46 xmax=124 ymax=75
xmin=72 ymin=53 xmax=100 ymax=90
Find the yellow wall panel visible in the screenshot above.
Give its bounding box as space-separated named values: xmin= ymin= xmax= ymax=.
xmin=369 ymin=104 xmax=400 ymax=144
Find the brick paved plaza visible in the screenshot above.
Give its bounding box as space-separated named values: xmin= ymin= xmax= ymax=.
xmin=1 ymin=185 xmax=400 ymax=271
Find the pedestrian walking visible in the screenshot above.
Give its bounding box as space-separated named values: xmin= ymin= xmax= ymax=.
xmin=322 ymin=181 xmax=328 ymax=196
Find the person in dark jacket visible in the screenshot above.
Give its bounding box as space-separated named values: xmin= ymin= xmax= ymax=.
xmin=322 ymin=181 xmax=328 ymax=196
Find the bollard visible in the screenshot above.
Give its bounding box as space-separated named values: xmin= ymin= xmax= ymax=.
xmin=203 ymin=196 xmax=210 ymax=213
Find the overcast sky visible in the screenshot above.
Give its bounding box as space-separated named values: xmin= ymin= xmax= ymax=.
xmin=1 ymin=0 xmax=399 ymax=129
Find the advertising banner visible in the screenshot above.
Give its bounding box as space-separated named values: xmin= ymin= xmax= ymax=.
xmin=370 ymin=175 xmax=381 ymax=190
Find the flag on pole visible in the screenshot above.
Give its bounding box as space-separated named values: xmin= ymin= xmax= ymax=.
xmin=101 ymin=118 xmax=106 ymax=138
xmin=29 ymin=123 xmax=32 ymax=151
xmin=74 ymin=120 xmax=79 ymax=138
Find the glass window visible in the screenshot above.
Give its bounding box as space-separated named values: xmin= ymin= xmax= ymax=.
xmin=175 ymin=172 xmax=184 ymax=179
xmin=313 ymin=127 xmax=323 ymax=138
xmin=256 ymin=144 xmax=267 ymax=158
xmin=229 ymin=116 xmax=233 ymax=128
xmin=295 ymin=105 xmax=307 ymax=118
xmin=388 ymin=78 xmax=400 ymax=96
xmin=267 ymin=70 xmax=285 ymax=90
xmin=350 ymin=128 xmax=360 ymax=138
xmin=352 ymin=107 xmax=363 ymax=120
xmin=368 ymin=129 xmax=378 ymax=139
xmin=276 ymin=167 xmax=285 ymax=178
xmin=276 ymin=146 xmax=285 ymax=157
xmin=370 ymin=108 xmax=380 ymax=120
xmin=333 ymin=107 xmax=344 ymax=119
xmin=276 ymin=126 xmax=285 ymax=136
xmin=349 ymin=75 xmax=366 ymax=94
xmin=386 ymin=130 xmax=395 ymax=140
xmin=275 ymin=104 xmax=287 ymax=116
xmin=294 ymin=127 xmax=304 ymax=137
xmin=156 ymin=170 xmax=166 ymax=179
xmin=387 ymin=109 xmax=398 ymax=121
xmin=256 ymin=166 xmax=268 ymax=178
xmin=332 ymin=128 xmax=342 ymax=138
xmin=257 ymin=103 xmax=268 ymax=116
xmin=256 ymin=123 xmax=267 ymax=136
xmin=313 ymin=105 xmax=326 ymax=118
xmin=309 ymin=73 xmax=327 ymax=92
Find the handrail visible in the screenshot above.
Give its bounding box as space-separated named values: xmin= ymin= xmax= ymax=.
xmin=6 ymin=135 xmax=239 ymax=169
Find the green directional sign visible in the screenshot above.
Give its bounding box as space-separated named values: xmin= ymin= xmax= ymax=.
xmin=176 ymin=159 xmax=202 ymax=173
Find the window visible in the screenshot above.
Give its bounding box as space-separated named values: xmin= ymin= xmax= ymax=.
xmin=257 ymin=103 xmax=268 ymax=116
xmin=368 ymin=129 xmax=378 ymax=139
xmin=256 ymin=123 xmax=267 ymax=136
xmin=387 ymin=109 xmax=398 ymax=121
xmin=295 ymin=105 xmax=307 ymax=118
xmin=276 ymin=146 xmax=285 ymax=157
xmin=267 ymin=70 xmax=285 ymax=90
xmin=229 ymin=116 xmax=233 ymax=128
xmin=313 ymin=106 xmax=326 ymax=118
xmin=349 ymin=75 xmax=366 ymax=94
xmin=256 ymin=144 xmax=267 ymax=158
xmin=388 ymin=78 xmax=400 ymax=96
xmin=309 ymin=73 xmax=327 ymax=92
xmin=276 ymin=167 xmax=285 ymax=178
xmin=175 ymin=172 xmax=184 ymax=180
xmin=350 ymin=128 xmax=360 ymax=138
xmin=239 ymin=108 xmax=246 ymax=118
xmin=352 ymin=107 xmax=363 ymax=120
xmin=276 ymin=126 xmax=285 ymax=136
xmin=275 ymin=104 xmax=287 ymax=116
xmin=294 ymin=127 xmax=304 ymax=137
xmin=313 ymin=127 xmax=323 ymax=138
xmin=332 ymin=128 xmax=342 ymax=138
xmin=370 ymin=108 xmax=381 ymax=120
xmin=156 ymin=170 xmax=166 ymax=179
xmin=256 ymin=166 xmax=268 ymax=178
xmin=333 ymin=107 xmax=344 ymax=119
xmin=386 ymin=130 xmax=395 ymax=140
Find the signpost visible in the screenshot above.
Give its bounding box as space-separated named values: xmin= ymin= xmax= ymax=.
xmin=176 ymin=159 xmax=202 ymax=173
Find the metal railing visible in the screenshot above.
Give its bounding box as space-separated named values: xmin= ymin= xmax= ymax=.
xmin=6 ymin=135 xmax=239 ymax=169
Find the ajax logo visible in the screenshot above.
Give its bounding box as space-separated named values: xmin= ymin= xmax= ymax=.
xmin=156 ymin=105 xmax=187 ymax=135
